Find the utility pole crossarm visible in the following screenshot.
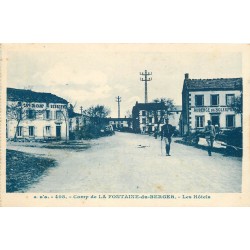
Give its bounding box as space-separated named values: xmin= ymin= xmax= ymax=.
xmin=139 ymin=70 xmax=152 ymax=103
xmin=115 ymin=96 xmax=122 ymax=119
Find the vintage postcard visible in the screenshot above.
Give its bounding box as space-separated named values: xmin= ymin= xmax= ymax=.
xmin=0 ymin=44 xmax=250 ymax=206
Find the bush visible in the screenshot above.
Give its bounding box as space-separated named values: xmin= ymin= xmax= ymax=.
xmin=74 ymin=124 xmax=102 ymax=139
xmin=183 ymin=131 xmax=200 ymax=145
xmin=74 ymin=123 xmax=115 ymax=139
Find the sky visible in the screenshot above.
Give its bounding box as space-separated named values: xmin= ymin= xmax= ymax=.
xmin=6 ymin=44 xmax=242 ymax=117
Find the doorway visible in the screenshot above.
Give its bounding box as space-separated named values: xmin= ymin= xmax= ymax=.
xmin=210 ymin=114 xmax=220 ymax=126
xmin=56 ymin=125 xmax=61 ymax=139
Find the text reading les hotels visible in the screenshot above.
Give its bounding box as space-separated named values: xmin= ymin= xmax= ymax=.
xmin=181 ymin=195 xmax=211 ymax=199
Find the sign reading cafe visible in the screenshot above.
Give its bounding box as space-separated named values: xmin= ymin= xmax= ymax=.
xmin=23 ymin=102 xmax=45 ymax=108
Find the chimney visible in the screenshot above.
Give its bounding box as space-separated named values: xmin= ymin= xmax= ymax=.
xmin=185 ymin=73 xmax=189 ymax=80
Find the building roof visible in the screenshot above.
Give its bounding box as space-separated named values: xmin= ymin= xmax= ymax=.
xmin=185 ymin=78 xmax=242 ymax=91
xmin=7 ymin=88 xmax=68 ymax=104
xmin=132 ymin=102 xmax=181 ymax=112
xmin=133 ymin=102 xmax=166 ymax=111
xmin=68 ymin=111 xmax=92 ymax=119
xmin=105 ymin=117 xmax=132 ymax=121
xmin=68 ymin=110 xmax=82 ymax=118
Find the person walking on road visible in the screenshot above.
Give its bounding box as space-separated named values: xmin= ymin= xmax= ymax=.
xmin=161 ymin=118 xmax=174 ymax=156
xmin=204 ymin=120 xmax=216 ymax=156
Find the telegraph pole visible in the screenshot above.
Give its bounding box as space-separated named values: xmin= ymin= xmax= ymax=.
xmin=115 ymin=96 xmax=121 ymax=128
xmin=115 ymin=96 xmax=121 ymax=118
xmin=140 ymin=70 xmax=152 ymax=103
xmin=80 ymin=106 xmax=83 ymax=114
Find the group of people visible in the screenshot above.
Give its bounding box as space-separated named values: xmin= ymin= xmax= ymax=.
xmin=160 ymin=118 xmax=216 ymax=157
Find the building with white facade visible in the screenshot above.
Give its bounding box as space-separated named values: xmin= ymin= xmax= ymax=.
xmin=106 ymin=117 xmax=133 ymax=131
xmin=181 ymin=74 xmax=242 ymax=135
xmin=7 ymin=88 xmax=69 ymax=140
xmin=69 ymin=112 xmax=89 ymax=132
xmin=68 ymin=110 xmax=91 ymax=139
xmin=132 ymin=102 xmax=182 ymax=134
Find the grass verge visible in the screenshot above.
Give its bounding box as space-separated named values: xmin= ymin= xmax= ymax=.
xmin=6 ymin=149 xmax=57 ymax=192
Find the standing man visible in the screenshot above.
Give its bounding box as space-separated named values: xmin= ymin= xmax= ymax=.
xmin=204 ymin=120 xmax=216 ymax=156
xmin=161 ymin=118 xmax=174 ymax=156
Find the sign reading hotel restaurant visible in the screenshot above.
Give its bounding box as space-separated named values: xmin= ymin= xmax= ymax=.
xmin=193 ymin=107 xmax=234 ymax=113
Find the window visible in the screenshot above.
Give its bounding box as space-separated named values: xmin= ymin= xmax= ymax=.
xmin=45 ymin=110 xmax=51 ymax=119
xmin=148 ymin=117 xmax=153 ymax=123
xmin=26 ymin=109 xmax=36 ymax=119
xmin=45 ymin=126 xmax=51 ymax=135
xmin=17 ymin=126 xmax=23 ymax=137
xmin=195 ymin=116 xmax=204 ymax=128
xmin=29 ymin=126 xmax=35 ymax=136
xmin=142 ymin=118 xmax=146 ymax=124
xmin=226 ymin=115 xmax=235 ymax=128
xmin=211 ymin=94 xmax=219 ymax=106
xmin=195 ymin=95 xmax=204 ymax=107
xmin=226 ymin=94 xmax=235 ymax=106
xmin=56 ymin=110 xmax=63 ymax=120
xmin=141 ymin=111 xmax=146 ymax=116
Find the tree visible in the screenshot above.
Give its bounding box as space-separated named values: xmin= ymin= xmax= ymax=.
xmin=152 ymin=97 xmax=175 ymax=133
xmin=7 ymin=102 xmax=25 ymax=141
xmin=153 ymin=97 xmax=175 ymax=113
xmin=231 ymin=92 xmax=243 ymax=114
xmin=230 ymin=92 xmax=243 ymax=127
xmin=125 ymin=110 xmax=132 ymax=118
xmin=83 ymin=105 xmax=110 ymax=125
xmin=77 ymin=105 xmax=111 ymax=139
xmin=7 ymin=102 xmax=45 ymax=141
xmin=57 ymin=107 xmax=69 ymax=142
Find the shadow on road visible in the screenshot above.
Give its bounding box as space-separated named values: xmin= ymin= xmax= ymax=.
xmin=175 ymin=139 xmax=242 ymax=158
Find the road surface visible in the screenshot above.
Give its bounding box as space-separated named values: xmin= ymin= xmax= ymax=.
xmin=8 ymin=132 xmax=242 ymax=193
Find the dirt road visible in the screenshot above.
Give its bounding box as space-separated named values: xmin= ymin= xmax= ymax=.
xmin=7 ymin=132 xmax=242 ymax=193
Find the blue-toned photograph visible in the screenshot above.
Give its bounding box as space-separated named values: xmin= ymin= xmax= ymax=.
xmin=5 ymin=44 xmax=243 ymax=194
